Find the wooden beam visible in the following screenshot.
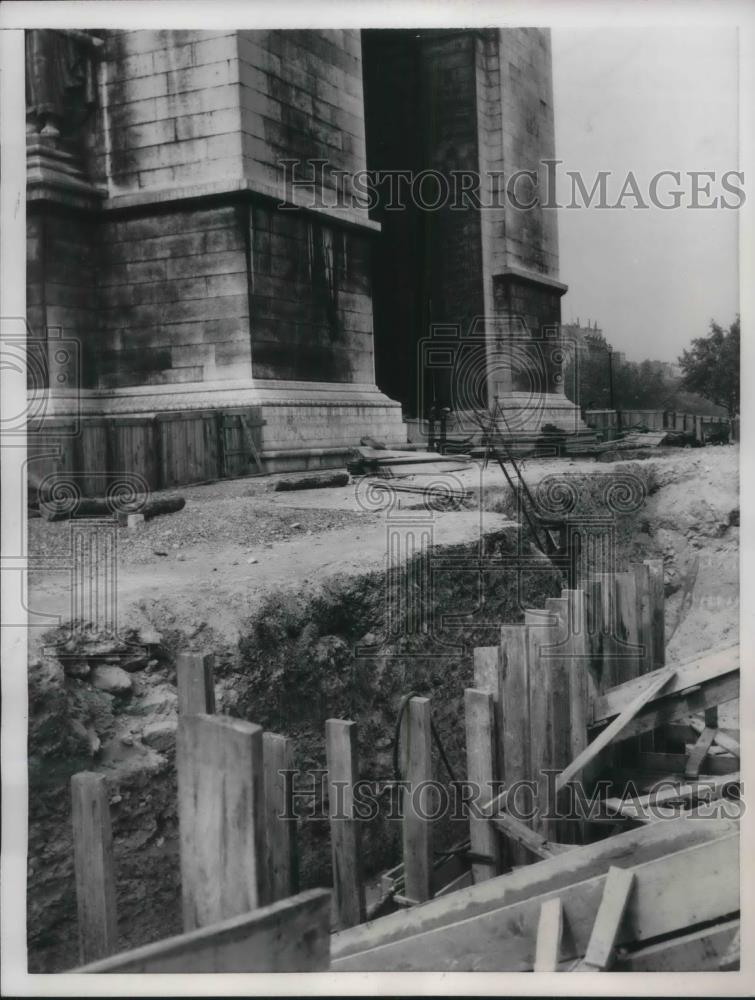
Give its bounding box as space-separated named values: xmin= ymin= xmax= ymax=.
xmin=176 ymin=651 xmax=215 ymax=715
xmin=616 ymin=918 xmax=739 ymax=972
xmin=525 ymin=610 xmax=557 ymax=839
xmin=71 ymin=772 xmax=119 ymax=964
xmin=490 ymin=811 xmax=573 ymax=861
xmin=325 ymin=719 xmax=366 ymax=929
xmin=623 ymin=751 xmax=739 ymax=777
xmin=689 ymin=715 xmax=740 ymax=759
xmin=577 ymin=867 xmax=634 ymax=970
xmin=591 ymin=645 xmax=738 ymax=725
xmin=500 ymin=625 xmax=531 ymax=866
xmin=332 ymin=832 xmax=739 ymax=972
xmin=556 ymin=669 xmax=676 ymax=794
xmin=473 ymin=645 xmax=505 ymax=776
xmin=331 ymin=815 xmax=736 ymax=963
xmin=613 ymin=571 xmax=643 ymax=684
xmin=464 ymin=689 xmax=501 ymax=881
xmin=643 ymin=559 xmax=665 ymax=670
xmin=602 ymin=772 xmax=741 ymax=822
xmin=400 ymin=697 xmax=433 ymax=904
xmin=262 ymin=732 xmax=298 ymax=904
xmin=685 ymin=726 xmax=717 ymax=778
xmin=534 ymin=897 xmax=563 ymax=972
xmin=177 ymin=714 xmax=265 ymax=931
xmin=76 ymin=889 xmax=331 ymax=973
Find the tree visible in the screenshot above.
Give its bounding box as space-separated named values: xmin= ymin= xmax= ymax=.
xmin=678 ymin=317 xmax=740 ymax=418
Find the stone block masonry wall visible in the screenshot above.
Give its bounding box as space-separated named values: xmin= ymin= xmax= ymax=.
xmin=418 ymin=32 xmax=485 ymax=332
xmin=249 ymin=203 xmax=375 ymax=383
xmin=496 ymin=28 xmax=559 ymax=278
xmin=27 ymin=206 xmax=101 ymax=388
xmin=99 ymin=29 xmax=370 ymax=206
xmin=99 ymin=31 xmax=244 ymax=193
xmin=238 ymin=30 xmax=368 ymax=207
xmin=97 ymin=203 xmax=251 ymax=388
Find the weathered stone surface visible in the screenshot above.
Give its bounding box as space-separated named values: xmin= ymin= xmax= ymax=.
xmin=61 ymin=658 xmax=90 ymax=678
xmin=91 ymin=665 xmax=133 ymax=695
xmin=141 ymin=719 xmax=177 ymax=751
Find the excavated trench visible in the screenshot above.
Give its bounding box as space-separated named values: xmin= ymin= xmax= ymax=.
xmin=26 ymin=452 xmax=739 ymax=972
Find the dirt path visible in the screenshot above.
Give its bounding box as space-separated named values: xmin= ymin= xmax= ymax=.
xmin=28 ymin=445 xmax=739 ymax=660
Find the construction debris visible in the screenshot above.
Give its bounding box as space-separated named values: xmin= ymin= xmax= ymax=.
xmin=273 ymin=471 xmax=350 ymax=492
xmin=346 ymin=446 xmax=471 ymax=477
xmin=41 ymin=495 xmax=186 ymax=523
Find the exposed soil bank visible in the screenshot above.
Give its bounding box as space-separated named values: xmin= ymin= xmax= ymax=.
xmin=26 ymin=448 xmax=739 ymax=971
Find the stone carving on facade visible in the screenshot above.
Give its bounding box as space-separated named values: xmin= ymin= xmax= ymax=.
xmin=25 ymin=29 xmax=99 ymax=140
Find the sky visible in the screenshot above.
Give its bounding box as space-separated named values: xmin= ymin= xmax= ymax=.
xmin=551 ymin=27 xmax=740 ymax=363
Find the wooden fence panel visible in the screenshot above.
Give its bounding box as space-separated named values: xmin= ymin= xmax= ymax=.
xmin=177 ymin=714 xmax=265 ymax=931
xmin=77 ymin=889 xmax=331 ymax=973
xmin=71 ymin=771 xmax=119 ymax=964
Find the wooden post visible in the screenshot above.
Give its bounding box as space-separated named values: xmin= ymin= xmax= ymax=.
xmin=525 ymin=610 xmax=556 ymax=841
xmin=613 ymin=571 xmax=643 ymax=684
xmin=578 ymin=867 xmax=635 ymax=970
xmin=176 ymin=651 xmax=215 ymax=716
xmin=534 ymin=897 xmax=563 ymax=972
xmin=473 ymin=646 xmax=504 ymax=776
xmin=177 ymin=714 xmax=265 ymax=931
xmin=592 ymin=572 xmax=618 ymax=690
xmin=464 ymin=689 xmax=501 ymax=882
xmin=71 ymin=772 xmax=119 ymax=964
xmin=638 ymin=559 xmax=666 ymax=749
xmin=262 ymin=732 xmax=298 ymax=904
xmin=325 ymin=719 xmax=366 ymax=929
xmin=500 ymin=625 xmax=531 ymax=866
xmin=400 ymin=697 xmax=433 ymax=903
xmin=543 ymin=597 xmax=576 ymax=843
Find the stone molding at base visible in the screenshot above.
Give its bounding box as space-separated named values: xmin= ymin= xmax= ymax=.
xmin=493 ymin=266 xmax=568 ymax=296
xmin=34 ymin=379 xmax=405 ymax=418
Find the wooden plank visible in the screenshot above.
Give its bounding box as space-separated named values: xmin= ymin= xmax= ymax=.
xmin=626 ymin=751 xmax=739 ymax=777
xmin=332 ymin=831 xmax=739 ymax=972
xmin=600 ymin=671 xmax=738 ymax=744
xmin=177 ymin=714 xmax=265 ymax=931
xmin=331 ymin=816 xmax=736 ymax=962
xmin=325 ymin=719 xmax=366 ymax=929
xmin=592 ymin=572 xmax=619 ymax=690
xmin=602 ymin=771 xmax=740 ymax=822
xmin=525 ymin=611 xmax=555 ymax=838
xmin=71 ymin=772 xmax=119 ymax=964
xmin=591 ymin=645 xmax=738 ymax=725
xmin=490 ymin=812 xmax=573 ymax=861
xmin=685 ymin=726 xmax=717 ymax=778
xmin=719 ymin=927 xmax=741 ymax=971
xmin=176 ymin=651 xmax=215 ymax=715
xmin=77 ymin=889 xmax=331 ymax=973
xmin=400 ymin=697 xmax=433 ymax=904
xmin=613 ymin=572 xmax=643 ymax=684
xmin=464 ymin=689 xmax=501 ymax=882
xmin=578 ymin=866 xmax=635 ymax=970
xmin=544 ymin=597 xmax=578 ymax=843
xmin=263 ymin=732 xmax=298 ymax=904
xmin=555 ymin=669 xmax=676 ymax=794
xmin=473 ymin=645 xmax=503 ymax=774
xmin=689 ymin=715 xmax=740 ymax=759
xmin=534 ymin=897 xmax=563 ymax=972
xmin=643 ymin=559 xmax=665 ymax=669
xmin=499 ymin=624 xmax=531 ymax=866
xmin=616 ymin=918 xmax=739 ymax=972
